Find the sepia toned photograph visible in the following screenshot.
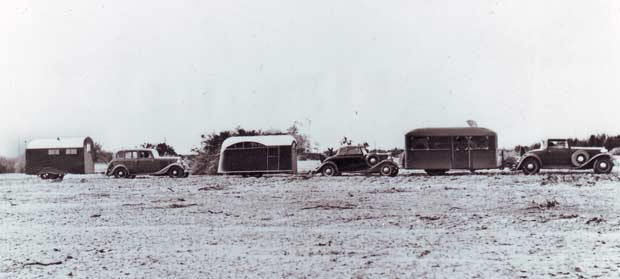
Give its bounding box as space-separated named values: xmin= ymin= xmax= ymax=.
xmin=2 ymin=1 xmax=620 ymax=278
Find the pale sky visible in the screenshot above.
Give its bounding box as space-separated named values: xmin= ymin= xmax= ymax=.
xmin=2 ymin=1 xmax=620 ymax=157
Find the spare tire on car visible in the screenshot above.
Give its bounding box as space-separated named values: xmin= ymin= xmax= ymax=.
xmin=571 ymin=150 xmax=590 ymax=167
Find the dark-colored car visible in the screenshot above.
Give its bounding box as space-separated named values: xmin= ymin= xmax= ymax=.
xmin=515 ymin=139 xmax=613 ymax=174
xmin=106 ymin=149 xmax=190 ymax=178
xmin=315 ymin=146 xmax=399 ymax=177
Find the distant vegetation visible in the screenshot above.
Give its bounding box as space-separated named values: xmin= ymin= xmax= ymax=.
xmin=93 ymin=142 xmax=113 ymax=163
xmin=0 ymin=155 xmax=24 ymax=173
xmin=141 ymin=142 xmax=178 ymax=156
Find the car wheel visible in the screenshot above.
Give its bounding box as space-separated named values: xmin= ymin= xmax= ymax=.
xmin=389 ymin=167 xmax=399 ymax=177
xmin=593 ymin=157 xmax=613 ymax=174
xmin=39 ymin=173 xmax=49 ymax=180
xmin=367 ymin=155 xmax=379 ymax=166
xmin=321 ymin=165 xmax=337 ymax=176
xmin=571 ymin=150 xmax=590 ymax=167
xmin=521 ymin=158 xmax=540 ymax=175
xmin=168 ymin=166 xmax=185 ymax=178
xmin=379 ymin=164 xmax=394 ymax=176
xmin=425 ymin=169 xmax=447 ymax=176
xmin=113 ymin=168 xmax=128 ymax=178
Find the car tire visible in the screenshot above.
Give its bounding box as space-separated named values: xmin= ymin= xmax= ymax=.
xmin=521 ymin=158 xmax=540 ymax=175
xmin=168 ymin=166 xmax=185 ymax=178
xmin=425 ymin=169 xmax=447 ymax=176
xmin=113 ymin=168 xmax=128 ymax=178
xmin=571 ymin=150 xmax=590 ymax=167
xmin=321 ymin=164 xmax=337 ymax=176
xmin=367 ymin=155 xmax=379 ymax=166
xmin=379 ymin=164 xmax=394 ymax=176
xmin=593 ymin=157 xmax=613 ymax=174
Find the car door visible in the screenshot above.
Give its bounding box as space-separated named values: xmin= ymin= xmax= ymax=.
xmin=123 ymin=151 xmax=139 ymax=173
xmin=547 ymin=140 xmax=571 ymax=166
xmin=346 ymin=147 xmax=368 ymax=171
xmin=137 ymin=151 xmax=160 ymax=173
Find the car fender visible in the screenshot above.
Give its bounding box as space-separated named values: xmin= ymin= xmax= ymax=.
xmin=369 ymin=160 xmax=399 ymax=172
xmin=314 ymin=161 xmax=338 ymax=174
xmin=152 ymin=163 xmax=186 ymax=175
xmin=577 ymin=153 xmax=614 ymax=169
xmin=108 ymin=164 xmax=129 ymax=176
xmin=515 ymin=154 xmax=542 ymax=170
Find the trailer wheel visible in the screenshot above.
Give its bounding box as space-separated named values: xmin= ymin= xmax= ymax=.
xmin=425 ymin=169 xmax=447 ymax=176
xmin=521 ymin=158 xmax=540 ymax=175
xmin=113 ymin=168 xmax=128 ymax=178
xmin=168 ymin=166 xmax=184 ymax=178
xmin=321 ymin=165 xmax=337 ymax=176
xmin=593 ymin=157 xmax=613 ymax=174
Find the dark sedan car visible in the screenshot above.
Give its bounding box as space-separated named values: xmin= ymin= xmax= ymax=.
xmin=315 ymin=146 xmax=398 ymax=177
xmin=106 ymin=149 xmax=190 ymax=178
xmin=516 ymin=139 xmax=613 ymax=174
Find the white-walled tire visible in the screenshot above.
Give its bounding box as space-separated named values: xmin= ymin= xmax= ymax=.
xmin=379 ymin=164 xmax=394 ymax=176
xmin=113 ymin=168 xmax=128 ymax=178
xmin=321 ymin=165 xmax=337 ymax=177
xmin=593 ymin=158 xmax=613 ymax=174
xmin=521 ymin=158 xmax=540 ymax=175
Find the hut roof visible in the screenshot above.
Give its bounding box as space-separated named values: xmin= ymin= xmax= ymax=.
xmin=405 ymin=127 xmax=496 ymax=137
xmin=221 ymin=135 xmax=296 ymax=150
xmin=27 ymin=137 xmax=90 ymax=150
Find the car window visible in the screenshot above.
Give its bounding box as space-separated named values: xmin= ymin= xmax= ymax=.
xmin=123 ymin=151 xmax=137 ymax=159
xmin=548 ymin=140 xmax=568 ymax=149
xmin=116 ymin=151 xmax=125 ymax=159
xmin=346 ymin=147 xmax=363 ymax=155
xmin=138 ymin=151 xmax=153 ymax=159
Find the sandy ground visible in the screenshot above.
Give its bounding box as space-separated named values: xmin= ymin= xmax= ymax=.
xmin=2 ymin=164 xmax=620 ymax=278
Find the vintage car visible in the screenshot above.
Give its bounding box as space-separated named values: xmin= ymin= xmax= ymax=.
xmin=516 ymin=139 xmax=613 ymax=174
xmin=106 ymin=149 xmax=190 ymax=178
xmin=314 ymin=145 xmax=399 ymax=177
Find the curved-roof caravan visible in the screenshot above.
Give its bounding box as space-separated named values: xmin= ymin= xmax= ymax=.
xmin=26 ymin=137 xmax=95 ymax=175
xmin=404 ymin=127 xmax=498 ymax=175
xmin=218 ymin=135 xmax=297 ymax=176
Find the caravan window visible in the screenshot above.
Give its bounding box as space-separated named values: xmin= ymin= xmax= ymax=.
xmin=410 ymin=137 xmax=430 ymax=150
xmin=429 ymin=137 xmax=451 ymax=150
xmin=454 ymin=136 xmax=469 ymax=151
xmin=66 ymin=149 xmax=78 ymax=155
xmin=470 ymin=136 xmax=490 ymax=150
xmin=48 ymin=149 xmax=60 ymax=155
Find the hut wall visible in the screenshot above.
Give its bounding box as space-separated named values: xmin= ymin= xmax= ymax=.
xmin=25 ymin=148 xmax=87 ymax=174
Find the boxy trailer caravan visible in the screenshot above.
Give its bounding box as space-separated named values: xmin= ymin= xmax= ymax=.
xmin=403 ymin=127 xmax=498 ymax=175
xmin=26 ymin=137 xmax=95 ymax=179
xmin=218 ymin=135 xmax=297 ymax=177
